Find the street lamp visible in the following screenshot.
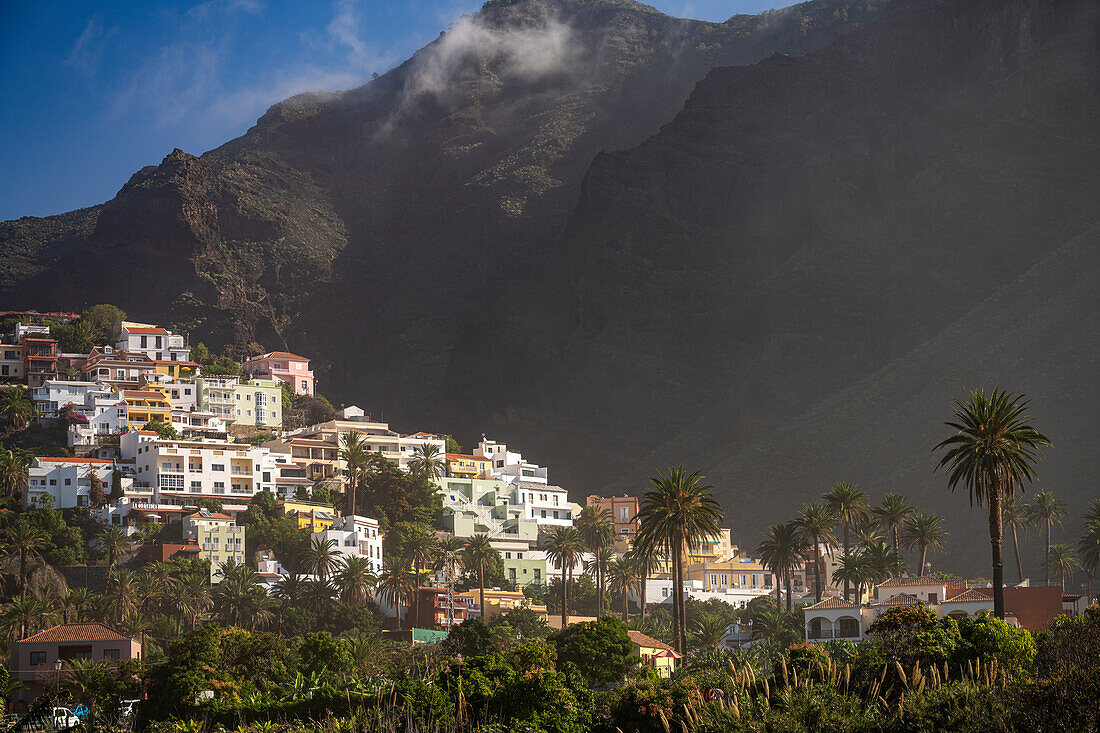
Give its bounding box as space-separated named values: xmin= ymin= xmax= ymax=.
xmin=53 ymin=658 xmax=62 ymax=698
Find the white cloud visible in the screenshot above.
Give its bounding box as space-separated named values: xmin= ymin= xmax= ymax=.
xmin=66 ymin=17 xmax=106 ymax=76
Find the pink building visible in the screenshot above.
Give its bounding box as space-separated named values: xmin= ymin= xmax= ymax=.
xmin=11 ymin=623 xmax=141 ymax=710
xmin=241 ymin=351 xmax=315 ymax=395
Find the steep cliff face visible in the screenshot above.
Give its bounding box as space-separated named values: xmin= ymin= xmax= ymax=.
xmin=538 ymin=0 xmax=1100 ymax=572
xmin=1 ymin=0 xmax=888 ymax=357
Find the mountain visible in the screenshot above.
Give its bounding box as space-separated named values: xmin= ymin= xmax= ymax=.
xmin=3 ymin=0 xmax=1098 ymax=575
xmin=543 ymin=0 xmax=1100 ymax=574
xmin=0 ymin=0 xmax=887 ymax=350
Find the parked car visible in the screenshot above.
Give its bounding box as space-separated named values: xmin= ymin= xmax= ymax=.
xmin=52 ymin=706 xmax=81 ymax=729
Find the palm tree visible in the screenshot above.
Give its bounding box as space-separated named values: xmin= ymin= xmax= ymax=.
xmin=625 ymin=543 xmax=661 ymax=620
xmin=6 ymin=522 xmax=45 ymax=600
xmin=306 ymin=536 xmax=340 ymax=580
xmin=212 ymin=563 xmax=272 ymax=630
xmin=584 ymin=545 xmax=614 ymax=616
xmin=61 ymin=588 xmax=94 ymax=624
xmin=434 ymin=536 xmax=465 ymax=628
xmin=462 ymin=534 xmax=499 ymax=620
xmin=99 ymin=526 xmax=132 ymax=570
xmin=403 ymin=527 xmax=438 ymax=625
xmin=635 ymin=466 xmax=722 ymax=654
xmin=303 ymin=578 xmax=338 ymax=613
xmin=4 ymin=595 xmax=60 ymax=640
xmin=691 ymin=615 xmax=728 ymax=653
xmin=333 ymin=555 xmax=376 ymax=606
xmin=339 ymin=432 xmax=369 ymax=516
xmin=795 ymin=502 xmax=839 ymax=604
xmin=272 ymin=572 xmax=308 ymax=632
xmin=0 ymin=390 xmax=34 ymax=432
xmin=863 ymin=538 xmax=904 ymax=585
xmin=544 ymin=526 xmax=585 ymax=630
xmin=576 ymin=505 xmax=615 ymax=616
xmin=1031 ymin=490 xmax=1068 ymax=586
xmin=757 ymin=522 xmax=806 ymax=611
xmin=377 ymin=558 xmax=417 ymax=630
xmin=0 ymin=450 xmax=29 ymax=510
xmin=1002 ymin=495 xmax=1032 ymax=582
xmin=1079 ymin=521 xmax=1100 ymax=604
xmin=164 ymin=575 xmax=211 ymax=634
xmin=873 ymin=493 xmax=914 ymax=555
xmin=104 ymin=568 xmax=139 ymax=623
xmin=408 ymin=443 xmax=445 ymax=481
xmin=1046 ymin=544 xmax=1081 ymax=592
xmin=854 ymin=521 xmax=883 ymax=549
xmin=824 ymin=482 xmax=871 ymax=601
xmin=1084 ymin=499 xmax=1100 ymax=527
xmin=606 ymin=556 xmax=640 ymax=622
xmin=935 ymin=388 xmax=1050 ymax=619
xmin=749 ymin=603 xmax=800 ymax=646
xmin=901 ymin=511 xmax=948 ymax=575
xmin=832 ymin=552 xmax=868 ymax=605
xmin=62 ymin=658 xmax=109 ymax=719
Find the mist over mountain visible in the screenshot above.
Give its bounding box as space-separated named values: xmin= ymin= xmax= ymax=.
xmin=2 ymin=0 xmax=1097 ymax=573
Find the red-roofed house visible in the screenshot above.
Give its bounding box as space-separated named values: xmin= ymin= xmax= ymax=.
xmin=11 ymin=623 xmax=140 ymax=708
xmin=242 ymin=351 xmax=314 ymax=395
xmin=116 ymin=322 xmax=190 ymax=363
xmin=803 ymin=597 xmax=871 ymax=641
xmin=628 ymin=630 xmax=682 ymax=678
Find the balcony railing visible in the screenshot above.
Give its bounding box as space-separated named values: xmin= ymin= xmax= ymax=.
xmin=806 ymin=630 xmax=834 ymax=640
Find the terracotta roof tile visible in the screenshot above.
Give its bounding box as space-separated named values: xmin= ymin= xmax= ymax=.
xmin=805 ymin=597 xmax=862 ymax=610
xmin=35 ymin=456 xmax=114 ymax=464
xmin=871 ymin=592 xmax=923 ymax=607
xmin=247 ymin=351 xmax=309 ymax=362
xmin=19 ymin=623 xmax=133 ymax=643
xmin=123 ymin=327 xmax=169 ymax=335
xmin=628 ymin=630 xmax=675 ymax=652
xmin=446 ymin=453 xmax=490 ymax=462
xmin=946 ymin=589 xmax=993 ymax=603
xmin=876 ymin=576 xmax=952 ymax=588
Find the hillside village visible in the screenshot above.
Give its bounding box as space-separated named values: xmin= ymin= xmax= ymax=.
xmin=0 ymin=308 xmax=1094 ymax=728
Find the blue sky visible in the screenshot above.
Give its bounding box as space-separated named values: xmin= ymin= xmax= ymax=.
xmin=0 ymin=0 xmax=784 ymax=221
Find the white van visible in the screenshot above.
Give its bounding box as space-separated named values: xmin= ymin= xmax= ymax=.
xmin=52 ymin=706 xmax=81 ymax=729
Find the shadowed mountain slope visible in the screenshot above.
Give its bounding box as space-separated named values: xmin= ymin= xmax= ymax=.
xmin=543 ymin=0 xmax=1099 ymax=573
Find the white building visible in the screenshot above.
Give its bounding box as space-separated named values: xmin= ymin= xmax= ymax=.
xmin=67 ymin=392 xmax=128 ymax=448
xmin=25 ymin=457 xmax=123 ymax=509
xmin=513 ymin=481 xmax=572 ymax=526
xmin=311 ymin=515 xmax=384 ymax=573
xmin=140 ymin=374 xmax=198 ymax=411
xmin=169 ymin=408 xmax=228 ymax=439
xmin=121 ymin=431 xmax=276 ymax=511
xmin=476 ymin=437 xmax=549 ymax=484
xmin=116 ymin=323 xmax=190 ymax=362
xmin=639 ymin=577 xmax=773 ymax=610
xmin=31 ymin=380 xmax=110 ymax=417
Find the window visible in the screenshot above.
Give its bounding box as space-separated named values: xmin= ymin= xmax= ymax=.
xmin=103 ymin=649 xmax=120 ymax=660
xmin=213 ymin=481 xmax=225 ymax=489
xmin=720 ymin=574 xmax=729 ymax=587
xmin=710 ymin=574 xmax=718 ymax=587
xmin=0 ymin=366 xmax=6 ymax=376
xmin=64 ymin=478 xmax=71 ymax=485
xmin=212 ymin=464 xmax=225 ymax=472
xmin=159 ymin=474 xmax=184 ymax=489
xmin=620 ymin=507 xmax=628 ymax=522
xmin=29 ymin=651 xmax=46 ymax=666
xmin=49 ymin=479 xmax=57 ymax=486
xmin=190 ymin=481 xmax=201 ymax=490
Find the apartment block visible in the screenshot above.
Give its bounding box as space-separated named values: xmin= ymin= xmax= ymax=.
xmin=24 ymin=456 xmax=121 ymax=509
xmin=121 ymin=431 xmax=276 ymax=510
xmin=311 ymin=515 xmax=384 ymax=573
xmin=183 ymin=509 xmax=246 ymax=582
xmin=116 ymin=322 xmax=190 ymax=363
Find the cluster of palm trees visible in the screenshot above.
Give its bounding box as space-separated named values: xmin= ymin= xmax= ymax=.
xmin=339 ymin=434 xmax=445 ymax=517
xmin=757 ymin=485 xmax=948 ymax=610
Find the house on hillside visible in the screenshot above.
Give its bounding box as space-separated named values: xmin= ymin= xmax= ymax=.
xmin=10 ymin=623 xmax=140 ymax=710
xmin=627 ymin=630 xmax=682 ymax=679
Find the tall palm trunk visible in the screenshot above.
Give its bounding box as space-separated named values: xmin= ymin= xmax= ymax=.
xmin=640 ymin=565 xmax=648 ymax=620
xmin=891 ymin=523 xmax=900 ymax=555
xmin=1010 ymin=522 xmax=1024 ymax=582
xmin=19 ymin=550 xmax=27 ymax=602
xmin=775 ymin=573 xmax=782 ymax=611
xmin=919 ymin=544 xmax=929 ymax=576
xmin=560 ymin=566 xmax=568 ymax=629
xmin=842 ymin=521 xmax=850 ymax=601
xmin=1044 ymin=522 xmax=1051 ymax=586
xmin=785 ymin=573 xmax=793 ymax=612
xmin=670 ymin=541 xmax=682 ymax=654
xmin=811 ymin=538 xmax=823 ymax=603
xmin=1086 ymin=570 xmax=1093 ymax=605
xmin=478 ymin=561 xmax=485 ymax=628
xmin=989 ymin=492 xmax=1005 ymax=619
xmin=414 ymin=557 xmax=422 ymax=630
xmin=622 ymin=589 xmax=628 ymax=622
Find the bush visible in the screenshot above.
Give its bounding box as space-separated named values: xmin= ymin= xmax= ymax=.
xmin=954 ymin=614 xmax=1036 ymax=681
xmin=554 ymin=616 xmax=636 ymax=687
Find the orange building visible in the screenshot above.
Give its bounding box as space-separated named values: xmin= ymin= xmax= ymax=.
xmin=586 ymin=494 xmax=640 ymax=543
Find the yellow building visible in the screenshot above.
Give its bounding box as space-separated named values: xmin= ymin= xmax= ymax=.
xmin=653 ymin=528 xmax=739 ymax=574
xmin=458 ymin=588 xmax=547 ymax=622
xmin=445 ymin=453 xmax=492 ymax=479
xmin=682 ymin=557 xmax=776 ymax=593
xmin=183 ymin=509 xmax=246 ymax=582
xmin=122 ymin=389 xmax=172 ymax=428
xmin=278 ymin=499 xmax=337 ymax=531
xmin=153 ymin=360 xmax=198 ymax=379
xmin=628 ymin=630 xmax=682 ymax=679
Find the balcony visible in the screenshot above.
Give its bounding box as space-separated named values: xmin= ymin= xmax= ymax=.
xmin=806 ymin=630 xmax=834 ymax=640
